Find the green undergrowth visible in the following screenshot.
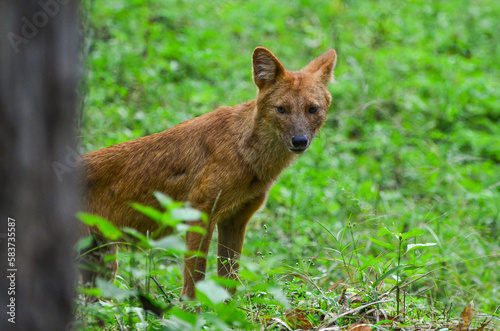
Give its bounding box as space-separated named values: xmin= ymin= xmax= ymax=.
xmin=78 ymin=0 xmax=500 ymax=329
xmin=74 ymin=194 xmax=498 ymax=330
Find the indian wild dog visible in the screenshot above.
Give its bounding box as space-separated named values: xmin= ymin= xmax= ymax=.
xmin=81 ymin=47 xmax=337 ymax=299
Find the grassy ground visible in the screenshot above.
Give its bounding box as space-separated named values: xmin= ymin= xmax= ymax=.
xmin=77 ymin=0 xmax=499 ymax=329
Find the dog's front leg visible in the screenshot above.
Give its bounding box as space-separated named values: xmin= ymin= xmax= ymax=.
xmin=181 ymin=218 xmax=216 ymax=299
xmin=217 ymin=194 xmax=267 ymax=291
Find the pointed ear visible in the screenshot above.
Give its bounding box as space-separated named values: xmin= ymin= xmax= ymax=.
xmin=252 ymin=47 xmax=288 ymax=89
xmin=304 ymin=49 xmax=337 ymax=85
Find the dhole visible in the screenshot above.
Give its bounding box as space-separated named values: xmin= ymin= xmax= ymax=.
xmin=81 ymin=47 xmax=337 ymax=299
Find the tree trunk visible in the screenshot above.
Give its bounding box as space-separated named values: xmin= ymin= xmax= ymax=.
xmin=0 ymin=1 xmax=80 ymax=330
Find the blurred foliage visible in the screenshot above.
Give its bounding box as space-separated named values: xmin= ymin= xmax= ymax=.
xmin=80 ymin=0 xmax=500 ymax=320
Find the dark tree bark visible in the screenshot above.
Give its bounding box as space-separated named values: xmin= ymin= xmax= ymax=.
xmin=0 ymin=1 xmax=80 ymax=330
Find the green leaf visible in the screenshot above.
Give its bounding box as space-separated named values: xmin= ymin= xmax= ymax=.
xmin=167 ymin=306 xmax=198 ymax=326
xmin=196 ymin=282 xmax=230 ymax=307
xmin=74 ymin=236 xmax=94 ymax=252
xmin=122 ymin=227 xmax=148 ymax=240
xmin=195 ymin=279 xmax=231 ymax=305
xmin=375 ymin=319 xmax=396 ymax=326
xmin=401 ymin=228 xmax=425 ymax=240
xmin=153 ymin=191 xmax=174 ymax=209
xmin=406 ymin=243 xmax=437 ymax=253
xmin=185 ymin=225 xmax=207 ymax=235
xmin=377 ymin=227 xmax=395 ymax=237
xmin=122 ymin=227 xmax=150 ymax=247
xmin=78 ymin=287 xmax=101 ymax=297
xmin=314 ymin=220 xmax=337 ymax=241
xmin=96 ymin=278 xmax=134 ymax=300
xmin=208 ymin=276 xmax=240 ymax=290
xmin=368 ymin=237 xmax=395 ymax=250
xmin=372 ymin=265 xmax=412 ymax=288
xmin=151 ymin=235 xmax=186 ymax=253
xmin=268 ymin=287 xmax=290 ymax=309
xmin=77 ymin=213 xmax=122 ymax=240
xmin=175 ymin=223 xmax=191 ymax=233
xmin=130 ymin=203 xmax=163 ymax=222
xmin=171 ymin=207 xmax=202 ymax=221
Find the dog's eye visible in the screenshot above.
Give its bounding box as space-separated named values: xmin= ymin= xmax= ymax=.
xmin=276 ymin=106 xmax=286 ymax=114
xmin=309 ymin=106 xmax=318 ymax=114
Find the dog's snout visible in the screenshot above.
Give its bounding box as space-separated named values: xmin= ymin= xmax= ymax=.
xmin=291 ymin=135 xmax=308 ymax=148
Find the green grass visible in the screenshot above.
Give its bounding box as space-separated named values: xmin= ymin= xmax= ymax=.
xmin=77 ymin=0 xmax=500 ymax=329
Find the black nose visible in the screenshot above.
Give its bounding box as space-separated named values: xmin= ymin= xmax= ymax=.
xmin=291 ymin=135 xmax=308 ymax=148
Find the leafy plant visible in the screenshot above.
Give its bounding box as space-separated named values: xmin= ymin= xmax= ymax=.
xmin=369 ymin=227 xmax=437 ymax=317
xmin=74 ymin=192 xmax=293 ymax=330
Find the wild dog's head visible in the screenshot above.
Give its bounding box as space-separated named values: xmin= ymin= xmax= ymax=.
xmin=252 ymin=47 xmax=337 ymax=153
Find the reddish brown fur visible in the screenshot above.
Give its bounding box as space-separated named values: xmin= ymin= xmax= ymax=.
xmin=80 ymin=47 xmax=337 ymax=299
